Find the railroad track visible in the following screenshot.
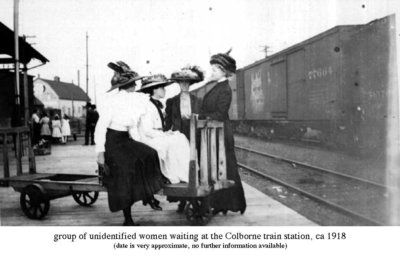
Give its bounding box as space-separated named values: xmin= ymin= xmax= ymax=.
xmin=235 ymin=145 xmax=391 ymax=226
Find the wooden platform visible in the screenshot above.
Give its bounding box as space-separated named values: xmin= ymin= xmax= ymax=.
xmin=0 ymin=144 xmax=316 ymax=226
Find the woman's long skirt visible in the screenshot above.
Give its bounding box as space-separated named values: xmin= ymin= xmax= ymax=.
xmin=104 ymin=129 xmax=163 ymax=212
xmin=210 ymin=122 xmax=247 ymax=213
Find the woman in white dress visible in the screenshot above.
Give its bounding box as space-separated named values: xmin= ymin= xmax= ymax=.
xmin=138 ymin=74 xmax=191 ymax=184
xmin=40 ymin=112 xmax=51 ymax=141
xmin=51 ymin=115 xmax=62 ymax=143
xmin=61 ymin=114 xmax=71 ymax=143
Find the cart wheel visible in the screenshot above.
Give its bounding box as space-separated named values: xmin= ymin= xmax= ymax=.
xmin=72 ymin=191 xmax=99 ymax=206
xmin=20 ymin=184 xmax=50 ymax=220
xmin=185 ymin=198 xmax=211 ymax=226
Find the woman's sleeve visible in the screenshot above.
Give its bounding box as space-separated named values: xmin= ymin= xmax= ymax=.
xmin=164 ymin=98 xmax=173 ymax=131
xmin=94 ymin=99 xmax=112 ymax=153
xmin=200 ymin=87 xmax=232 ymax=121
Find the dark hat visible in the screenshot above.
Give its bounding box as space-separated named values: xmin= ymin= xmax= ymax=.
xmin=107 ymin=61 xmax=144 ymax=92
xmin=170 ymin=65 xmax=204 ymax=84
xmin=85 ymin=102 xmax=92 ymax=108
xmin=138 ymin=74 xmax=173 ymax=93
xmin=210 ymin=48 xmax=236 ymax=74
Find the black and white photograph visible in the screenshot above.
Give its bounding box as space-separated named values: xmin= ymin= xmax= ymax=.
xmin=0 ymin=0 xmax=400 ymax=255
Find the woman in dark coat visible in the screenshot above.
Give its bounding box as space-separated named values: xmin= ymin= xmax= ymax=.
xmin=95 ymin=61 xmax=163 ymax=226
xmin=199 ymin=50 xmax=246 ymax=215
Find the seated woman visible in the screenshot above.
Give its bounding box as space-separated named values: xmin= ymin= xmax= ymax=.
xmin=137 ymin=74 xmax=191 ymax=184
xmin=95 ymin=61 xmax=164 ymax=226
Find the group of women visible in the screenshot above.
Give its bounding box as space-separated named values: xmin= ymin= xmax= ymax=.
xmin=94 ymin=51 xmax=246 ymax=226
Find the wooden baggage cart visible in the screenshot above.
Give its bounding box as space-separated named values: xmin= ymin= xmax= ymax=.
xmin=0 ymin=126 xmax=105 ymax=220
xmin=163 ymin=115 xmax=235 ymax=225
xmin=0 ymin=115 xmax=234 ymax=225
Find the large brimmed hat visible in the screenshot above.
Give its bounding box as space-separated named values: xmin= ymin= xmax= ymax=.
xmin=170 ymin=65 xmax=204 ymax=84
xmin=210 ymin=48 xmax=236 ymax=74
xmin=138 ymin=74 xmax=173 ymax=93
xmin=107 ymin=61 xmax=144 ymax=92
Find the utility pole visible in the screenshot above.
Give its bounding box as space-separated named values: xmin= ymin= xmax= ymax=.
xmin=77 ymin=70 xmax=80 ymax=87
xmin=14 ymin=0 xmax=21 ymax=125
xmin=93 ymin=76 xmax=97 ymax=105
xmin=86 ymin=32 xmax=89 ymax=96
xmin=260 ymin=45 xmax=272 ymax=57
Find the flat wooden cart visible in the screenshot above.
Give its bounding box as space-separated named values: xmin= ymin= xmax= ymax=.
xmin=0 ymin=173 xmax=105 ymax=219
xmin=0 ymin=126 xmax=105 ymax=220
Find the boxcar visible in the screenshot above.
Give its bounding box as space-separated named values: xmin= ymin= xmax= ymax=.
xmin=192 ymin=15 xmax=398 ymax=155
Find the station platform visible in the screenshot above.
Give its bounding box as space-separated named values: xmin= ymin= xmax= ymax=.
xmin=0 ymin=142 xmax=315 ymax=226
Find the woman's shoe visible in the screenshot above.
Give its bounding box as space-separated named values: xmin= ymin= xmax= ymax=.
xmin=143 ymin=198 xmax=162 ymax=211
xmin=176 ymin=201 xmax=186 ymax=213
xmin=123 ymin=218 xmax=137 ymax=226
xmin=211 ymin=209 xmax=227 ymax=216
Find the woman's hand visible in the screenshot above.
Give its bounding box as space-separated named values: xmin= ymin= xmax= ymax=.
xmin=97 ymin=152 xmax=105 ymax=166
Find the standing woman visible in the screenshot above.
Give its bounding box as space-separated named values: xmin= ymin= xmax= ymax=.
xmin=199 ymin=49 xmax=246 ymax=215
xmin=61 ymin=114 xmax=71 ymax=143
xmin=40 ymin=112 xmax=51 ymax=141
xmin=51 ymin=115 xmax=62 ymax=143
xmin=95 ymin=61 xmax=164 ymax=226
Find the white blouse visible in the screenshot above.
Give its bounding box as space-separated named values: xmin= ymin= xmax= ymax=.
xmin=94 ymin=90 xmax=150 ymax=153
xmin=179 ymin=92 xmax=192 ymax=119
xmin=138 ymin=98 xmax=165 ymax=139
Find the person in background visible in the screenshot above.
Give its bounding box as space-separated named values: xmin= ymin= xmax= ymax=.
xmin=61 ymin=114 xmax=71 ymax=144
xmin=95 ymin=61 xmax=163 ymax=225
xmin=84 ymin=103 xmax=97 ymax=145
xmin=199 ymin=49 xmax=246 ymax=215
xmin=91 ymin=104 xmax=99 ymax=138
xmin=40 ymin=112 xmax=51 ymax=141
xmin=166 ymin=65 xmax=203 ymax=212
xmin=51 ymin=114 xmax=63 ymax=143
xmin=31 ymin=109 xmax=41 ymax=145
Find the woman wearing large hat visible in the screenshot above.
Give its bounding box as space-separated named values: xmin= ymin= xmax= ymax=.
xmin=166 ymin=65 xmax=203 ymax=140
xmin=94 ymin=61 xmax=164 ymax=226
xmin=199 ymin=49 xmax=246 ymax=215
xmin=137 ymin=74 xmax=192 ymax=185
xmin=165 ymin=66 xmax=203 ymax=212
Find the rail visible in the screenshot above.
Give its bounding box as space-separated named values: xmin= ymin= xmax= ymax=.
xmin=0 ymin=126 xmax=36 ymax=178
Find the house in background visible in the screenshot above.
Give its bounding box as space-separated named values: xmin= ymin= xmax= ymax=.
xmin=33 ymin=76 xmax=90 ymax=118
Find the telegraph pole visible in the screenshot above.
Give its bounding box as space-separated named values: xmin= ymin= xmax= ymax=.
xmin=86 ymin=32 xmax=89 ymax=96
xmin=14 ymin=0 xmax=21 ymax=125
xmin=260 ymin=45 xmax=272 ymax=57
xmin=93 ymin=76 xmax=97 ymax=105
xmin=77 ymin=70 xmax=80 ymax=87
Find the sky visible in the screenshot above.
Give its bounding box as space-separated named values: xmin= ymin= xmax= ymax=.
xmin=1 ymin=0 xmax=400 ymax=104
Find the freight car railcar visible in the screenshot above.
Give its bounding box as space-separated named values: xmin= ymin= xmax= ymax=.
xmin=192 ymin=15 xmax=398 ymax=156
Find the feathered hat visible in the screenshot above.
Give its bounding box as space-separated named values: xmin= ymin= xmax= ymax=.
xmin=210 ymin=48 xmax=236 ymax=74
xmin=138 ymin=74 xmax=174 ymax=93
xmin=170 ymin=65 xmax=204 ymax=85
xmin=107 ymin=61 xmax=144 ymax=92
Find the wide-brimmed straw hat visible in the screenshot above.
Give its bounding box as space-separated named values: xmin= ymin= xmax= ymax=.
xmin=210 ymin=48 xmax=236 ymax=74
xmin=138 ymin=74 xmax=173 ymax=93
xmin=170 ymin=65 xmax=204 ymax=85
xmin=107 ymin=61 xmax=144 ymax=92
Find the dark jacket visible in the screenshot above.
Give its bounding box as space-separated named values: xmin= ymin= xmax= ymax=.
xmin=86 ymin=109 xmax=99 ymax=127
xmin=199 ymin=81 xmax=231 ymax=121
xmin=165 ymin=93 xmax=200 ymax=139
xmin=199 ymin=79 xmax=246 ymax=213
